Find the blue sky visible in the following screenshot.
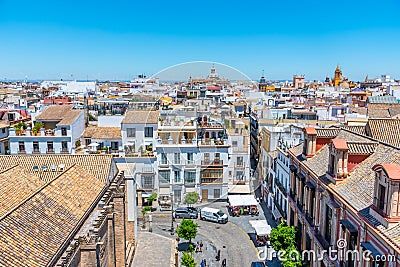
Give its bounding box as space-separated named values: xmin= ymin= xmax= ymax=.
xmin=1 ymin=0 xmax=400 ymax=81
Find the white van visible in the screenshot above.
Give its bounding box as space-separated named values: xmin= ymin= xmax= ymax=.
xmin=200 ymin=207 xmax=228 ymax=223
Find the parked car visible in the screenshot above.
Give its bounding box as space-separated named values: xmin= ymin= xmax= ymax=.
xmin=173 ymin=207 xmax=198 ymax=219
xmin=200 ymin=207 xmax=228 ymax=223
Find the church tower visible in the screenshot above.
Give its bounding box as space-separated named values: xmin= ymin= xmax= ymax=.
xmin=333 ymin=65 xmax=342 ymax=86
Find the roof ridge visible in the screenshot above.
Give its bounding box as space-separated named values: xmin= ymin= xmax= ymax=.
xmin=0 ymin=164 xmax=19 ymax=174
xmin=0 ymin=163 xmax=77 ymax=222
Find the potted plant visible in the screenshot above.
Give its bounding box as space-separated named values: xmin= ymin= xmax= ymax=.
xmin=14 ymin=124 xmax=22 ymax=135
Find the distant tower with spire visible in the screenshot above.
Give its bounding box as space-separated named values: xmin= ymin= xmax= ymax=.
xmin=333 ymin=65 xmax=342 ymax=86
xmin=258 ymin=70 xmax=268 ymax=92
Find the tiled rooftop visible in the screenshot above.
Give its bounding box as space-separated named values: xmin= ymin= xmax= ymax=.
xmin=122 ymin=110 xmax=160 ymax=124
xmin=366 ymin=119 xmax=400 ymax=147
xmin=82 ymin=126 xmax=122 ymax=139
xmin=0 ymin=154 xmax=114 ymax=183
xmin=0 ymin=165 xmax=106 ymax=267
xmin=35 ymin=104 xmax=82 ymax=126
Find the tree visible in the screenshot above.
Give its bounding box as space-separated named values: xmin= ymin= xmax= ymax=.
xmin=270 ymin=222 xmax=302 ymax=267
xmin=146 ymin=192 xmax=157 ymax=203
xmin=185 ymin=192 xmax=199 ymax=206
xmin=141 ymin=207 xmax=151 ymax=229
xmin=180 ymin=251 xmax=196 ymax=267
xmin=177 ymin=219 xmax=198 ymax=244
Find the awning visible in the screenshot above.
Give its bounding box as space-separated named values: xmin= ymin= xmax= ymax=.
xmin=159 ymin=187 xmax=170 ymax=195
xmin=340 ymin=219 xmax=358 ymax=233
xmin=289 ymin=164 xmax=297 ymax=172
xmin=360 ymin=242 xmax=385 ymax=259
xmin=272 ymin=207 xmax=282 ymax=220
xmin=185 ymin=188 xmax=196 ymax=193
xmin=250 ymin=220 xmax=272 ymax=236
xmin=88 ymin=142 xmax=99 ymax=147
xmin=297 ymin=172 xmax=306 ymax=181
xmin=228 ymin=195 xmax=258 ymax=206
xmin=305 ymin=181 xmax=316 ymax=189
xmin=228 ymin=184 xmax=251 ymax=194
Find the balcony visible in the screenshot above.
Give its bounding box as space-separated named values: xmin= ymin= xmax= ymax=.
xmin=201 ymin=160 xmax=223 ymax=166
xmin=234 ymin=163 xmax=245 ymax=169
xmin=18 ymin=150 xmax=26 ymax=154
xmin=200 ymin=178 xmax=223 ymax=184
xmin=32 ymin=148 xmax=40 ymax=154
xmin=61 ymin=149 xmax=69 ymax=154
xmin=275 ymin=180 xmax=287 ymax=197
xmin=199 ymin=138 xmax=226 ymax=146
xmin=306 ymin=212 xmax=314 ymax=226
xmin=314 ymin=229 xmax=330 ymax=250
xmin=141 ymin=167 xmax=155 ymax=174
xmin=47 ymin=149 xmax=55 ymax=154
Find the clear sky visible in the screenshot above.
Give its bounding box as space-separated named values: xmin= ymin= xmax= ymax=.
xmin=1 ymin=0 xmax=400 ymax=81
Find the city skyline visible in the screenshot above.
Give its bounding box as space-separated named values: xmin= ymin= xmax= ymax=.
xmin=1 ymin=0 xmax=400 ymax=81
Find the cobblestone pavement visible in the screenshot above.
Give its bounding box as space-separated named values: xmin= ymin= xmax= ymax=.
xmin=139 ymin=196 xmax=282 ymax=267
xmin=132 ymin=232 xmax=175 ymax=267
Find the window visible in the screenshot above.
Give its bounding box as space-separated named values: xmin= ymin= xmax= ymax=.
xmin=215 ymin=153 xmax=220 ymax=162
xmin=61 ymin=141 xmax=68 ymax=152
xmin=184 ymin=171 xmax=196 ymax=184
xmin=235 ymin=170 xmax=244 ymax=180
xmin=174 ymin=171 xmax=181 ymax=183
xmin=142 ymin=174 xmax=154 ymax=189
xmin=111 ymin=141 xmax=118 ymax=150
xmin=47 ymin=142 xmax=54 ymax=152
xmin=18 ymin=141 xmax=25 ymax=152
xmin=174 ymin=153 xmax=180 ymax=164
xmin=237 ymin=156 xmax=243 ymax=166
xmin=61 ymin=127 xmax=67 ymax=136
xmin=127 ymin=128 xmax=136 ymax=137
xmin=161 ymin=153 xmax=167 ymax=164
xmin=325 ymin=205 xmax=332 ymax=243
xmin=378 ymin=184 xmax=386 ymax=211
xmin=33 ymin=141 xmax=39 ymax=152
xmin=145 ymin=127 xmax=153 ymax=137
xmin=1 ymin=128 xmax=5 ymax=134
xmin=187 ymin=153 xmax=194 ymax=164
xmin=232 ymin=141 xmax=238 ymax=147
xmin=159 ymin=170 xmax=170 ymax=184
xmin=328 ymin=153 xmax=335 ymax=174
xmin=214 ymin=189 xmax=221 ymax=198
xmin=204 ymin=153 xmax=210 ymax=161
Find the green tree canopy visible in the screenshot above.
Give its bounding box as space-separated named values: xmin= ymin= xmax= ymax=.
xmin=181 ymin=251 xmax=196 ymax=267
xmin=185 ymin=192 xmax=199 ymax=205
xmin=146 ymin=192 xmax=157 ymax=203
xmin=177 ymin=219 xmax=198 ymax=243
xmin=270 ymin=222 xmax=296 ymax=251
xmin=270 ymin=222 xmax=302 ymax=267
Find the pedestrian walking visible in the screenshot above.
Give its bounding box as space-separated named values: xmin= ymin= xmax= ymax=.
xmin=195 ymin=241 xmax=200 ymax=253
xmin=199 ymin=241 xmax=203 ymax=252
xmin=221 ymin=258 xmax=226 ymax=267
xmin=200 ymin=259 xmax=205 ymax=267
xmin=216 ymin=249 xmax=221 ymax=261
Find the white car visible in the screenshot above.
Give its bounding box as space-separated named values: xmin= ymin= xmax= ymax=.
xmin=200 ymin=207 xmax=228 ymax=223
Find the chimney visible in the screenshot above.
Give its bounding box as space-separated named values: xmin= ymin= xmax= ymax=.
xmin=302 ymin=127 xmax=317 ymax=158
xmin=327 ymin=139 xmax=349 ymax=180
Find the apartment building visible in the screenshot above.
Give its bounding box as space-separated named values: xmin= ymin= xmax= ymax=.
xmin=9 ymin=105 xmax=84 ymax=154
xmin=156 ymin=112 xmax=230 ymax=204
xmin=287 ymin=127 xmax=400 ymax=267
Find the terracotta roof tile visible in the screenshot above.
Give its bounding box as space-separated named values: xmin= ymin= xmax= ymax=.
xmin=332 ymin=139 xmax=348 ymax=150
xmin=366 ymin=119 xmax=400 ymax=147
xmin=82 ymin=126 xmax=121 ymax=139
xmin=0 ymin=165 xmax=107 ymax=266
xmin=304 ymin=127 xmax=317 ymax=135
xmin=372 ymin=164 xmax=400 ymax=180
xmin=122 ymin=110 xmax=160 ymax=124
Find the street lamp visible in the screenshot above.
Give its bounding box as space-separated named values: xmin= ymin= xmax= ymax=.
xmin=170 ymin=191 xmax=174 ymax=235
